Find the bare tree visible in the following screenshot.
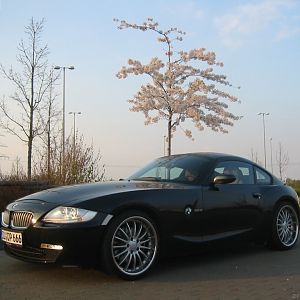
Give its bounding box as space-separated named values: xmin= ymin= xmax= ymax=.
xmin=115 ymin=18 xmax=240 ymax=155
xmin=0 ymin=18 xmax=52 ymax=180
xmin=250 ymin=148 xmax=262 ymax=166
xmin=37 ymin=68 xmax=61 ymax=180
xmin=9 ymin=157 xmax=27 ymax=181
xmin=34 ymin=133 xmax=105 ymax=185
xmin=64 ymin=134 xmax=105 ymax=184
xmin=277 ymin=142 xmax=289 ymax=180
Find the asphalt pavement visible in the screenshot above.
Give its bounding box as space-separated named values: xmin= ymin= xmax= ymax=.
xmin=1 ymin=241 xmax=300 ymax=300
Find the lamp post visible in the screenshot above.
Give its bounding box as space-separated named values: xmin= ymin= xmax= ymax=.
xmin=69 ymin=112 xmax=81 ymax=157
xmin=258 ymin=112 xmax=270 ymax=168
xmin=54 ymin=65 xmax=74 ymax=179
xmin=270 ymin=137 xmax=274 ymax=174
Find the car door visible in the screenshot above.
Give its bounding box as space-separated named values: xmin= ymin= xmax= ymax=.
xmin=199 ymin=160 xmax=263 ymax=240
xmin=141 ymin=162 xmax=204 ymax=239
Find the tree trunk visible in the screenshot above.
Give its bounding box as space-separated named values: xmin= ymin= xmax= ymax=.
xmin=27 ymin=135 xmax=33 ymax=180
xmin=167 ymin=115 xmax=172 ymax=156
xmin=28 ymin=33 xmax=35 ymax=181
xmin=47 ymin=123 xmax=51 ymax=180
xmin=28 ymin=68 xmax=34 ymax=181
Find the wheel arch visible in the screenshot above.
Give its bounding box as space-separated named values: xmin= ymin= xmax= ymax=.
xmin=109 ymin=204 xmax=161 ymax=233
xmin=274 ymin=196 xmax=300 ymax=218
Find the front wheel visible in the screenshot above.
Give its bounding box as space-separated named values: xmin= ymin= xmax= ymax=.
xmin=270 ymin=202 xmax=299 ymax=250
xmin=101 ymin=210 xmax=159 ymax=280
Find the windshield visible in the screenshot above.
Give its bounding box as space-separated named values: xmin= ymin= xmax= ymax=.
xmin=127 ymin=155 xmax=212 ymax=184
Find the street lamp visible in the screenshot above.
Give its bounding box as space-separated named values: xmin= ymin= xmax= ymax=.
xmin=69 ymin=111 xmax=81 ymax=157
xmin=54 ymin=65 xmax=75 ymax=178
xmin=258 ymin=112 xmax=270 ymax=168
xmin=270 ymin=137 xmax=274 ymax=174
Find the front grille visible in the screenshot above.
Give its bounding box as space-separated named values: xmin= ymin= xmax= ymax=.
xmin=1 ymin=210 xmax=10 ymax=227
xmin=11 ymin=211 xmax=33 ymax=229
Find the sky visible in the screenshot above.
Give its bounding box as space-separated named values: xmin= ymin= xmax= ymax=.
xmin=0 ymin=0 xmax=300 ymax=180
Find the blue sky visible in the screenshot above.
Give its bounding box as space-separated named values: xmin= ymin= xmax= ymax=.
xmin=0 ymin=0 xmax=300 ymax=179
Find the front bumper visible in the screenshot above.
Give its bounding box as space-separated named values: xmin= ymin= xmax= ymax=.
xmin=4 ymin=243 xmax=62 ymax=263
xmin=1 ymin=211 xmax=111 ymax=265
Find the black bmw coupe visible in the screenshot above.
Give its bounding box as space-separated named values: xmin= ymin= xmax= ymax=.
xmin=1 ymin=153 xmax=299 ymax=280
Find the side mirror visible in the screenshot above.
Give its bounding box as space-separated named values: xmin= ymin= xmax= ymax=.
xmin=213 ymin=174 xmax=236 ymax=185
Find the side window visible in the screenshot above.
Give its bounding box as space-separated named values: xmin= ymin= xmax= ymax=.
xmin=213 ymin=161 xmax=254 ymax=184
xmin=140 ymin=166 xmax=184 ymax=180
xmin=255 ymin=167 xmax=272 ymax=185
xmin=169 ymin=167 xmax=183 ymax=180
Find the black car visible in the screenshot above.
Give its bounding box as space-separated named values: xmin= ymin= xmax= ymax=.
xmin=1 ymin=153 xmax=299 ymax=280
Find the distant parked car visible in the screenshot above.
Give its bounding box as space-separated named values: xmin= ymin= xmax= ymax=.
xmin=1 ymin=153 xmax=299 ymax=280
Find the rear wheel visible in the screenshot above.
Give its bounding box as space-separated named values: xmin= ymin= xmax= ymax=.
xmin=101 ymin=210 xmax=159 ymax=280
xmin=270 ymin=202 xmax=299 ymax=250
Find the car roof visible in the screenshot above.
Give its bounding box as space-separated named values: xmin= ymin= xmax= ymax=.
xmin=166 ymin=152 xmax=252 ymax=162
xmin=167 ymin=152 xmax=275 ymax=175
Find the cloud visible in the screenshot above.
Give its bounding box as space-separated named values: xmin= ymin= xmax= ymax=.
xmin=275 ymin=15 xmax=300 ymax=41
xmin=214 ymin=0 xmax=298 ymax=48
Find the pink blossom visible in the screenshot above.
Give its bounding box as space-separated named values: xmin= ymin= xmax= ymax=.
xmin=115 ymin=17 xmax=240 ymax=154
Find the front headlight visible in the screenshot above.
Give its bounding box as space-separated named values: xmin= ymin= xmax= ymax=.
xmin=43 ymin=206 xmax=97 ymax=223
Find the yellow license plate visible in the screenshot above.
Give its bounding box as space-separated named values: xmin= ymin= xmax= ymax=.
xmin=1 ymin=229 xmax=22 ymax=246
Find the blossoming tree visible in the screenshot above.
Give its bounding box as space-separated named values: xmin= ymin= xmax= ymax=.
xmin=115 ymin=18 xmax=240 ymax=155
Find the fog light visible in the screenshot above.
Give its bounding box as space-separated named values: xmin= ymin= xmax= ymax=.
xmin=40 ymin=243 xmax=63 ymax=250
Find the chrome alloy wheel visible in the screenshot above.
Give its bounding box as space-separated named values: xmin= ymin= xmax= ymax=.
xmin=111 ymin=216 xmax=158 ymax=276
xmin=276 ymin=205 xmax=299 ymax=247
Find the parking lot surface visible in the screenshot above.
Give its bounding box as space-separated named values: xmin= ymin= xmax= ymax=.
xmin=1 ymin=242 xmax=300 ymax=300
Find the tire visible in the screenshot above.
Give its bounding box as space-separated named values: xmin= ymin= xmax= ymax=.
xmin=269 ymin=202 xmax=299 ymax=250
xmin=101 ymin=210 xmax=159 ymax=280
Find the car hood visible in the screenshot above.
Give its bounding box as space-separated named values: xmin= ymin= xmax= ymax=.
xmin=15 ymin=180 xmax=174 ymax=205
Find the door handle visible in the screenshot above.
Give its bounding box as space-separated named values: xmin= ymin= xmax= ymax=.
xmin=253 ymin=193 xmax=262 ymax=199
